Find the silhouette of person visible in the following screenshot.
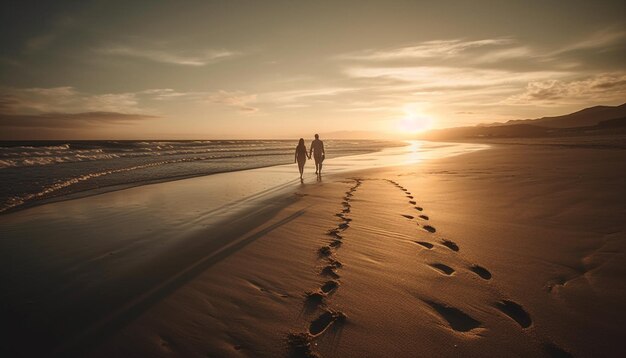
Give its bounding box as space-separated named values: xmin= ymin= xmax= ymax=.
xmin=309 ymin=133 xmax=325 ymax=175
xmin=295 ymin=138 xmax=310 ymax=182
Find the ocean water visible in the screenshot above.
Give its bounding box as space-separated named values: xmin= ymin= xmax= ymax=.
xmin=0 ymin=140 xmax=399 ymax=213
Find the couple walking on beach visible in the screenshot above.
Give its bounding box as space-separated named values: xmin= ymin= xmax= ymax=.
xmin=295 ymin=134 xmax=325 ymax=182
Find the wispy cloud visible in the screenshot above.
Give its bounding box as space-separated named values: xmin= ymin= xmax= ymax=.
xmin=140 ymin=88 xmax=193 ymax=100
xmin=471 ymin=46 xmax=533 ymax=63
xmin=98 ymin=46 xmax=238 ymax=66
xmin=344 ymin=66 xmax=568 ymax=88
xmin=331 ymin=29 xmax=626 ymax=124
xmin=206 ymin=90 xmax=258 ymax=113
xmin=4 ymin=86 xmax=143 ymax=114
xmin=0 ymin=87 xmax=158 ymax=131
xmin=552 ymin=27 xmax=626 ymax=55
xmin=262 ymin=87 xmax=357 ymax=103
xmin=134 ymin=88 xmax=261 ymax=113
xmin=0 ymin=111 xmax=157 ymax=129
xmin=505 ymin=73 xmax=626 ymax=105
xmin=339 ymin=38 xmax=513 ymax=61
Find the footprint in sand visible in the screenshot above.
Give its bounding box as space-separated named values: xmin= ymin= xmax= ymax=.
xmin=305 ymin=291 xmax=326 ymax=305
xmin=329 ymin=240 xmax=342 ymax=248
xmin=469 ymin=265 xmax=492 ymax=280
xmin=342 ymin=208 xmax=350 ymax=213
xmin=328 ymin=258 xmax=342 ymax=268
xmin=440 ymin=239 xmax=459 ymax=251
xmin=429 ymin=263 xmax=455 ymax=276
xmin=287 ymin=333 xmax=314 ymax=357
xmin=415 ymin=206 xmax=424 ymax=211
xmin=320 ymin=265 xmax=340 ymax=278
xmin=409 ymin=200 xmax=417 ymax=205
xmin=407 ymin=195 xmax=414 ymax=199
xmin=309 ymin=310 xmax=347 ymax=336
xmin=424 ymin=300 xmax=482 ymax=332
xmin=327 ymin=229 xmax=342 ymax=239
xmin=338 ymin=222 xmax=349 ymax=230
xmin=402 ymin=214 xmax=414 ymax=219
xmin=423 ymin=225 xmax=436 ymax=233
xmin=414 ymin=241 xmax=434 ymax=249
xmin=418 ymin=215 xmax=429 ymax=220
xmin=318 ymin=246 xmax=333 ymax=257
xmin=320 ymin=280 xmax=339 ymax=294
xmin=494 ymin=300 xmax=532 ymax=328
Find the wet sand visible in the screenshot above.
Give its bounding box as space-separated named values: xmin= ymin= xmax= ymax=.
xmin=1 ymin=139 xmax=624 ymax=357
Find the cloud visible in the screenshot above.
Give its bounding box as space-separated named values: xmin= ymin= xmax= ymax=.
xmin=0 ymin=94 xmax=20 ymax=113
xmin=98 ymin=46 xmax=237 ymax=66
xmin=505 ymin=73 xmax=626 ymax=105
xmin=137 ymin=88 xmax=262 ymax=113
xmin=471 ymin=46 xmax=533 ymax=63
xmin=206 ymin=90 xmax=258 ymax=113
xmin=0 ymin=87 xmax=158 ymax=131
xmin=0 ymin=111 xmax=158 ymax=129
xmin=344 ymin=66 xmax=568 ymax=89
xmin=339 ymin=38 xmax=513 ymax=61
xmin=3 ymin=86 xmax=142 ymax=114
xmin=333 ymin=30 xmax=626 ymax=117
xmin=262 ymin=87 xmax=357 ymax=103
xmin=552 ymin=27 xmax=626 ymax=55
xmin=140 ymin=88 xmax=194 ymax=100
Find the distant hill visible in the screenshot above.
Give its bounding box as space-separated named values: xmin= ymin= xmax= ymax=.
xmin=420 ymin=103 xmax=626 ymax=140
xmin=491 ymin=103 xmax=626 ymax=128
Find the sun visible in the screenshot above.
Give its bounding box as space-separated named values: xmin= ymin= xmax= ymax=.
xmin=399 ymin=116 xmax=432 ymax=134
xmin=396 ymin=106 xmax=433 ymax=135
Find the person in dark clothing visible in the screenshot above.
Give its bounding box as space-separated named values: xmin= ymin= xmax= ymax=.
xmin=295 ymin=138 xmax=310 ymax=182
xmin=309 ymin=134 xmax=325 ymax=176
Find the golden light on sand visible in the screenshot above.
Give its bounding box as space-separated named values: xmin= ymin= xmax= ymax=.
xmin=404 ymin=140 xmax=424 ymax=164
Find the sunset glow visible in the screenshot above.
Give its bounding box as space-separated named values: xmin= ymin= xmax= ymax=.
xmin=397 ymin=105 xmax=434 ymax=135
xmin=1 ymin=2 xmax=625 ymax=357
xmin=1 ymin=1 xmax=624 ymax=140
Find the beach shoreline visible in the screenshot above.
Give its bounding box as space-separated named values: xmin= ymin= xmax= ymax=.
xmin=1 ymin=138 xmax=624 ymax=357
xmin=0 ymin=139 xmax=405 ymax=214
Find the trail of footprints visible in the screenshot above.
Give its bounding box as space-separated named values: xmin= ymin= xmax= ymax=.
xmin=386 ymin=179 xmax=570 ymax=357
xmin=287 ymin=178 xmax=570 ymax=357
xmin=391 ymin=181 xmax=486 ymax=280
xmin=287 ymin=179 xmax=362 ymax=357
xmin=388 ymin=180 xmax=522 ymax=324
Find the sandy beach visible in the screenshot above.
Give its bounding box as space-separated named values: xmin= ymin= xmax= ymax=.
xmin=2 ymin=1 xmax=625 ymax=356
xmin=1 ymin=139 xmax=624 ymax=357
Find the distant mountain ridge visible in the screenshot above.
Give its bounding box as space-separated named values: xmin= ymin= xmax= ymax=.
xmin=420 ymin=103 xmax=626 ymax=140
xmin=485 ymin=103 xmax=626 ymax=128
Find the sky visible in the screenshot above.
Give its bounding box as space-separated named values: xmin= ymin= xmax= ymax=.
xmin=0 ymin=0 xmax=625 ymax=140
